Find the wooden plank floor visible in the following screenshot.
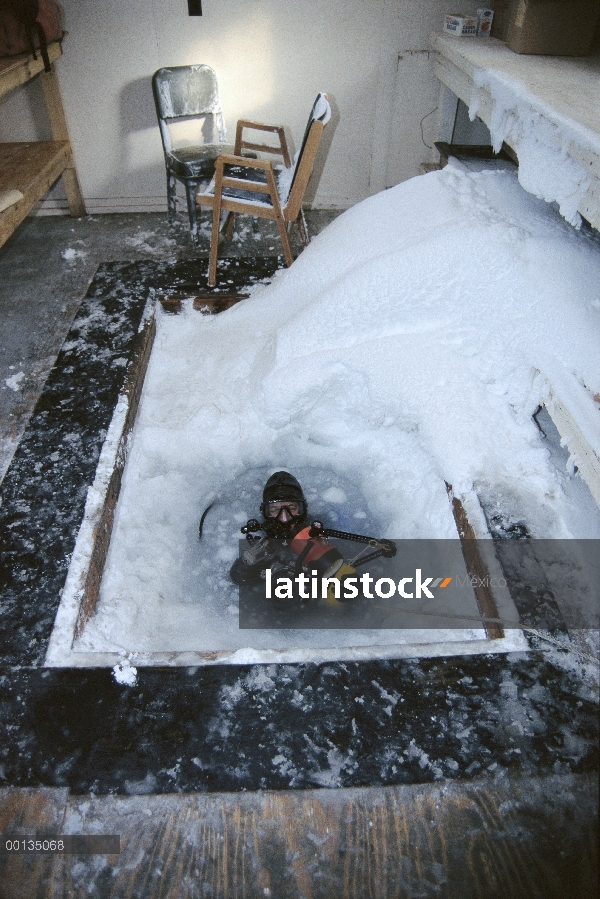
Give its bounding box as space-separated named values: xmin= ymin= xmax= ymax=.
xmin=0 ymin=773 xmax=596 ymax=899
xmin=0 ymin=787 xmax=69 ymax=899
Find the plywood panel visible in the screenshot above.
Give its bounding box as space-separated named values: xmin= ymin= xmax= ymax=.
xmin=11 ymin=774 xmax=592 ymax=899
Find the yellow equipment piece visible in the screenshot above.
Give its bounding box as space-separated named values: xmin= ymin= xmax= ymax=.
xmin=326 ymin=563 xmax=356 ymax=604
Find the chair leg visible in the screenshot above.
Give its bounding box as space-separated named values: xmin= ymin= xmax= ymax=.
xmin=185 ymin=180 xmax=199 ymax=243
xmin=208 ymin=206 xmax=221 ymax=286
xmin=297 ymin=207 xmax=310 ymax=246
xmin=225 ymin=212 xmax=235 ymax=241
xmin=275 ymin=211 xmax=294 ymax=267
xmin=167 ymin=173 xmax=177 ymax=223
xmin=208 ymin=195 xmax=223 ymax=288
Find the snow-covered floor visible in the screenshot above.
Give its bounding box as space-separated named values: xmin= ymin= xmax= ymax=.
xmin=50 ymin=162 xmax=600 ymax=665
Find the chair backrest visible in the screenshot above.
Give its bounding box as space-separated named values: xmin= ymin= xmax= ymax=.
xmin=283 ymin=93 xmax=331 ymax=221
xmin=152 ymin=65 xmax=227 ymax=153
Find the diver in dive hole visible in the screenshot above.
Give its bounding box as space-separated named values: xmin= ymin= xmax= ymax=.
xmin=228 ymin=471 xmax=395 ymax=607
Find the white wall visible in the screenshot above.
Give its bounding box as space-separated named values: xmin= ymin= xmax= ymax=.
xmin=0 ymin=0 xmax=482 ymax=213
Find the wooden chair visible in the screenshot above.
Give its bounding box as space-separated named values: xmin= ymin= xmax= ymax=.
xmin=196 ymin=94 xmax=331 ymax=286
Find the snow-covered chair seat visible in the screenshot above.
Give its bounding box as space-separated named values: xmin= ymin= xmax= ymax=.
xmin=197 ymin=93 xmax=331 ymax=286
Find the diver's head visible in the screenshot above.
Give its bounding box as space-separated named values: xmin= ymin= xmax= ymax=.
xmin=260 ymin=471 xmax=307 ymax=536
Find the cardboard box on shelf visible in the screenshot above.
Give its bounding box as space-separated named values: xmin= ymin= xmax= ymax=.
xmin=477 ymin=8 xmax=495 ymax=35
xmin=491 ymin=0 xmax=511 ymax=40
xmin=443 ymin=13 xmax=479 ymax=37
xmin=506 ymin=0 xmax=600 ymax=56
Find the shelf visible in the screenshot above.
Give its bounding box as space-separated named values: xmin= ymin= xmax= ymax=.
xmin=0 ymin=40 xmax=62 ymax=101
xmin=0 ymin=141 xmax=72 ymax=246
xmin=0 ymin=41 xmax=85 ymax=249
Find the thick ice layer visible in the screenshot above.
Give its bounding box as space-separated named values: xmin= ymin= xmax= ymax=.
xmin=78 ymin=165 xmax=600 ymax=655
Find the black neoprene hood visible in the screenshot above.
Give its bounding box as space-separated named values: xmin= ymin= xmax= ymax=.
xmin=262 ymin=471 xmax=306 ymax=506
